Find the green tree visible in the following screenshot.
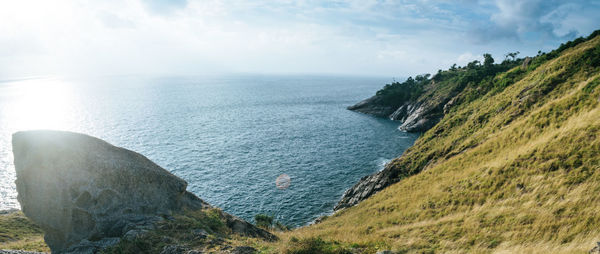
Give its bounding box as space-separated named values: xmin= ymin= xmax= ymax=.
xmin=483 ymin=53 xmax=494 ymax=67
xmin=505 ymin=51 xmax=520 ymax=61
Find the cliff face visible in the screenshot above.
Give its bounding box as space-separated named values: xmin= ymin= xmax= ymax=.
xmin=12 ymin=130 xmax=274 ymax=253
xmin=348 ymin=94 xmax=447 ymax=132
xmin=348 ymin=74 xmax=470 ymax=133
xmin=347 ymin=95 xmax=397 ymax=118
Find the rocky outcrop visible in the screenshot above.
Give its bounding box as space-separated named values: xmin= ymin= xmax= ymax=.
xmin=346 ymin=96 xmax=397 ymax=118
xmin=348 ymin=96 xmax=440 ymax=132
xmin=348 ymin=86 xmax=454 ymax=133
xmin=334 ymin=169 xmax=391 ymax=210
xmin=222 ymin=212 xmax=275 ymax=241
xmin=522 ymin=56 xmax=532 ymax=70
xmin=389 ymin=102 xmax=445 ymax=132
xmin=334 ymin=157 xmax=413 ymax=211
xmin=12 ymin=130 xmax=273 ymax=253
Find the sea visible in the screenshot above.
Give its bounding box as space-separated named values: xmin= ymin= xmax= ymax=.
xmin=0 ymin=75 xmax=417 ymax=227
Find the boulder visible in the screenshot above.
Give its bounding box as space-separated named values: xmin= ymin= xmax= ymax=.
xmin=12 ymin=130 xmax=273 ymax=253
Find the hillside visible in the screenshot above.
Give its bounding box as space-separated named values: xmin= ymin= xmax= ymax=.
xmin=337 ymin=30 xmax=600 ymax=210
xmin=265 ymin=31 xmax=600 ymax=253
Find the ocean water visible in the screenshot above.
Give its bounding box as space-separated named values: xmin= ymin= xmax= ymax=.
xmin=0 ymin=75 xmax=417 ymax=226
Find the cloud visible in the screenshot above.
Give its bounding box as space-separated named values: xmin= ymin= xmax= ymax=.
xmin=0 ymin=0 xmax=598 ymax=79
xmin=97 ymin=11 xmax=136 ymax=29
xmin=470 ymin=0 xmax=600 ymax=44
xmin=141 ymin=0 xmax=188 ymax=14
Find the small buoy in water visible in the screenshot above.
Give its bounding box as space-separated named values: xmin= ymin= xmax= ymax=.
xmin=276 ymin=174 xmax=291 ymax=189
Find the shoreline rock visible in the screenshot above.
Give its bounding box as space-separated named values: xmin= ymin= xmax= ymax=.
xmin=12 ymin=130 xmax=274 ymax=253
xmin=334 ymin=170 xmax=390 ymax=211
xmin=346 ymin=96 xmax=397 ymax=118
xmin=347 ymin=91 xmax=452 ymax=133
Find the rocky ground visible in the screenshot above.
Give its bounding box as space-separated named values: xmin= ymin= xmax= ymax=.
xmin=0 ymin=250 xmax=46 ymax=254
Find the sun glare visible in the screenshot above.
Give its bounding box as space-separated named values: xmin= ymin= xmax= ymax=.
xmin=3 ymin=79 xmax=75 ymax=132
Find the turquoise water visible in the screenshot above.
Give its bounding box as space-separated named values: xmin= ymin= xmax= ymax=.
xmin=0 ymin=75 xmax=417 ymax=226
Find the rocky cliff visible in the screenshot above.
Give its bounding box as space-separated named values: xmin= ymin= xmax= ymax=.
xmin=12 ymin=130 xmax=274 ymax=254
xmin=348 ymin=79 xmax=455 ymax=132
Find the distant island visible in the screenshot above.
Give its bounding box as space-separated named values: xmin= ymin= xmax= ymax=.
xmin=2 ymin=29 xmax=600 ymax=253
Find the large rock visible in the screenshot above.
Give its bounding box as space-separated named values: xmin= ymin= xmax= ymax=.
xmin=12 ymin=130 xmax=273 ymax=253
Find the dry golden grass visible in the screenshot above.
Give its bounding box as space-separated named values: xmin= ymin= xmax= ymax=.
xmin=0 ymin=236 xmax=49 ymax=252
xmin=0 ymin=211 xmax=49 ymax=252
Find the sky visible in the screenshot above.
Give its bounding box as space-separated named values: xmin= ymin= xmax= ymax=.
xmin=1 ymin=0 xmax=599 ymax=78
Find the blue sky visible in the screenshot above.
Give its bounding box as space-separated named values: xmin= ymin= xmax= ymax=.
xmin=1 ymin=0 xmax=599 ymax=78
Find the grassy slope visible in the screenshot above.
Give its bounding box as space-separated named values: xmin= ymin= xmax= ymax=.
xmin=0 ymin=211 xmax=48 ymax=252
xmin=266 ymin=36 xmax=600 ymax=253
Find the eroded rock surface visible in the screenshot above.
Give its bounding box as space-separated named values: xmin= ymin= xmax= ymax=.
xmin=346 ymin=96 xmax=397 ymax=118
xmin=12 ymin=130 xmax=272 ymax=253
xmin=334 ymin=166 xmax=392 ymax=211
xmin=347 ymin=88 xmax=452 ymax=133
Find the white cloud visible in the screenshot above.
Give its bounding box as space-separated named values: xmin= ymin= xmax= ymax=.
xmin=0 ymin=0 xmax=598 ymax=79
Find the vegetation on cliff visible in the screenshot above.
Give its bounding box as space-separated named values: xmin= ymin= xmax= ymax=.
xmin=350 ymin=29 xmax=600 ymax=134
xmin=268 ymin=30 xmax=600 ymax=253
xmin=370 ymin=30 xmax=600 ymax=114
xmin=372 ymin=52 xmax=520 ymax=110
